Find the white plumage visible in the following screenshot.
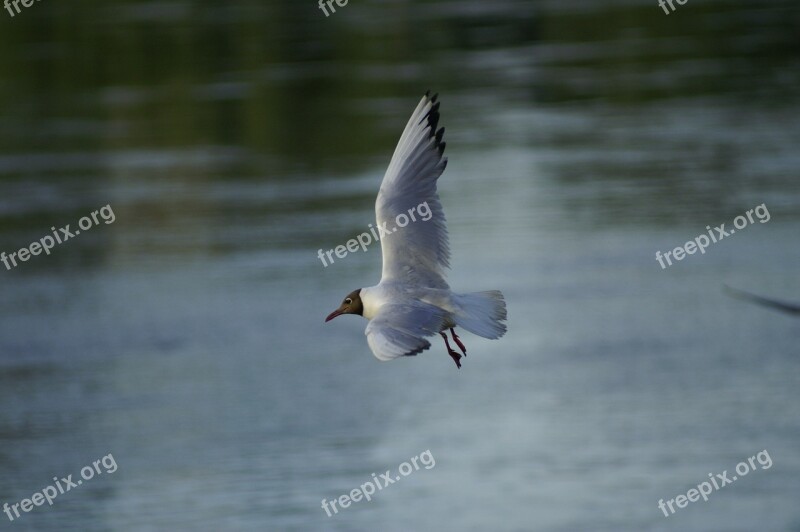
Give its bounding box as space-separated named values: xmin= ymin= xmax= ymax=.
xmin=325 ymin=92 xmax=507 ymax=368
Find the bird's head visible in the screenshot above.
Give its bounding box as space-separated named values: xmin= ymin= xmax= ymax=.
xmin=325 ymin=289 xmax=364 ymax=322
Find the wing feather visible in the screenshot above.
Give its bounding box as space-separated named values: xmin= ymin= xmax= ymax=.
xmin=365 ymin=301 xmax=448 ymax=361
xmin=724 ymin=286 xmax=800 ymax=316
xmin=376 ymin=93 xmax=450 ymax=289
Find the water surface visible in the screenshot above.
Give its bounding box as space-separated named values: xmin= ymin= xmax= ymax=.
xmin=0 ymin=0 xmax=799 ymax=530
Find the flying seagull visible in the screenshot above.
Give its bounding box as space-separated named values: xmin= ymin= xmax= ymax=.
xmin=325 ymin=92 xmax=507 ymax=368
xmin=724 ymin=285 xmax=800 ymax=316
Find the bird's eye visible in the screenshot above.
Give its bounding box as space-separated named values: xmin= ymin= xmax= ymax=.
xmin=345 ymin=298 xmax=352 ymax=304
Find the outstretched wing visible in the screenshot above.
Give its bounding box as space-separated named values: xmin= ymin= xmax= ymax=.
xmin=376 ymin=92 xmax=450 ymax=289
xmin=724 ymin=285 xmax=800 ymax=316
xmin=365 ymin=301 xmax=448 ymax=361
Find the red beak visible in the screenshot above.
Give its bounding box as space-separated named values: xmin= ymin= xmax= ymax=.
xmin=325 ymin=309 xmax=344 ymax=322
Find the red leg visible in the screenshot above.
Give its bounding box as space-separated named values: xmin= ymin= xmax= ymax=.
xmin=450 ymin=328 xmax=467 ymax=356
xmin=440 ymin=332 xmax=462 ymax=368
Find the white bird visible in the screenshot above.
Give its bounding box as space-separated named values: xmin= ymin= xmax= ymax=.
xmin=325 ymin=92 xmax=507 ymax=368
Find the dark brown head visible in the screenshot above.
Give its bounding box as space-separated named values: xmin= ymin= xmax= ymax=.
xmin=325 ymin=289 xmax=363 ymax=322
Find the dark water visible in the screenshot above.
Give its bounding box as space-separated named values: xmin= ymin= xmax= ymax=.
xmin=0 ymin=1 xmax=799 ymax=530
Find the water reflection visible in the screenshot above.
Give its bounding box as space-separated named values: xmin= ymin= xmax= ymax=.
xmin=0 ymin=0 xmax=799 ymax=530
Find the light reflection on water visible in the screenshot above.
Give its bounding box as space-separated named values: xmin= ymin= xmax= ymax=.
xmin=0 ymin=0 xmax=799 ymax=530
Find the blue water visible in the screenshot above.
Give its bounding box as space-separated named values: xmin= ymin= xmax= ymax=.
xmin=1 ymin=0 xmax=799 ymax=530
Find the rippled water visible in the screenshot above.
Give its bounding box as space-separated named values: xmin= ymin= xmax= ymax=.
xmin=0 ymin=1 xmax=799 ymax=531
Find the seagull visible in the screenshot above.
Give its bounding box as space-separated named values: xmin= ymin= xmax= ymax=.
xmin=724 ymin=285 xmax=800 ymax=316
xmin=325 ymin=92 xmax=507 ymax=368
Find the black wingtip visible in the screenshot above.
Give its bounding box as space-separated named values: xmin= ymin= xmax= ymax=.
xmin=425 ymin=102 xmax=441 ymax=130
xmin=724 ymin=285 xmax=800 ymax=316
xmin=404 ymin=340 xmax=432 ymax=357
xmin=416 ymin=92 xmax=446 ymax=157
xmin=418 ymin=100 xmax=440 ymax=128
xmin=435 ymin=127 xmax=446 ymax=155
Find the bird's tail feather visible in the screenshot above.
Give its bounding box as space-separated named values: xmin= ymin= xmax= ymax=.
xmin=452 ymin=290 xmax=507 ymax=339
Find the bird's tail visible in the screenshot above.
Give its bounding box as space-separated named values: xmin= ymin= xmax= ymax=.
xmin=452 ymin=290 xmax=507 ymax=339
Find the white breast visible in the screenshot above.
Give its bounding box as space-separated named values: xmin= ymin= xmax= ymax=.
xmin=360 ymin=285 xmax=391 ymax=320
